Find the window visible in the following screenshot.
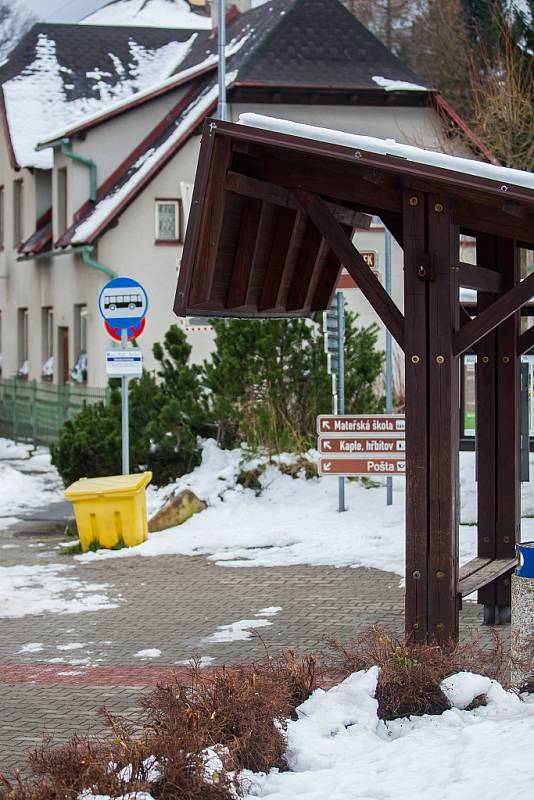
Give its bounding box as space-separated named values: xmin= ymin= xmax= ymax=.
xmin=57 ymin=167 xmax=67 ymax=234
xmin=13 ymin=179 xmax=23 ymax=247
xmin=155 ymin=199 xmax=183 ymax=242
xmin=17 ymin=308 xmax=29 ymax=378
xmin=42 ymin=307 xmax=54 ymax=380
xmin=71 ymin=304 xmax=88 ymax=383
xmin=0 ymin=186 xmax=4 ymax=249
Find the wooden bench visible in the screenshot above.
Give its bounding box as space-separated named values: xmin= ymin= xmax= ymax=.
xmin=458 ymin=557 xmax=517 ymax=598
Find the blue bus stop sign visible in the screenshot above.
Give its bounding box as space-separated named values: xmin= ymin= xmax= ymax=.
xmin=99 ymin=277 xmax=148 ymax=340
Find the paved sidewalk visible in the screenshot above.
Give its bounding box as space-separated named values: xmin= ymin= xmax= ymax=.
xmin=0 ymin=513 xmax=501 ymax=775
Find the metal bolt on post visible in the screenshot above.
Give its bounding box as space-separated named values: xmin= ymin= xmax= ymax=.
xmin=121 ymin=328 xmax=130 ymax=475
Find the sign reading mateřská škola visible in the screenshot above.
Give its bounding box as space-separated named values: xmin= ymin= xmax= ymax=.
xmin=317 ymin=414 xmax=406 ymax=477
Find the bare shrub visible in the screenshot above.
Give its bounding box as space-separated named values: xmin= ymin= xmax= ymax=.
xmin=323 ymin=625 xmax=512 ymax=720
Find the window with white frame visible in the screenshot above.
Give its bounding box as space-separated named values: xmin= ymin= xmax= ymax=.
xmin=42 ymin=307 xmax=54 ymax=380
xmin=17 ymin=307 xmax=29 ymax=378
xmin=155 ymin=199 xmax=183 ymax=242
xmin=13 ymin=179 xmax=23 ymax=247
xmin=71 ymin=304 xmax=88 ymax=383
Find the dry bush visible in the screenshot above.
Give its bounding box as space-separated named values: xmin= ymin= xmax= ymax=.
xmin=324 ymin=625 xmax=512 ymax=720
xmin=0 ymin=653 xmax=317 ymax=800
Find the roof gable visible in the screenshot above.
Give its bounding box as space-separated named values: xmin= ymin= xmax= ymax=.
xmin=180 ymin=0 xmax=427 ymax=90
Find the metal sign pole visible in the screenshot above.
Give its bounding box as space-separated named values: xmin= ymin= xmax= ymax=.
xmin=121 ymin=328 xmax=130 ymax=475
xmin=385 ymin=229 xmax=393 ymax=506
xmin=216 ymin=0 xmax=228 ymax=121
xmin=337 ymin=290 xmax=346 ymax=512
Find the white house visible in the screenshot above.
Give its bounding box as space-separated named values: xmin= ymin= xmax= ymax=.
xmin=0 ymin=0 xmax=492 ymax=390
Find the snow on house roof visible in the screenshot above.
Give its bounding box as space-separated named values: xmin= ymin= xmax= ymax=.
xmin=372 ymin=75 xmax=429 ymax=92
xmin=178 ymin=0 xmax=429 ymax=91
xmin=58 ymin=73 xmax=231 ymax=247
xmin=0 ymin=23 xmax=204 ymax=169
xmin=81 ymin=0 xmax=212 ymax=30
xmin=239 ymin=113 xmax=534 ymax=192
xmin=37 ymin=31 xmax=251 ymax=147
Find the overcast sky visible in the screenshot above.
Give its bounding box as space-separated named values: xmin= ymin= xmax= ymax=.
xmin=22 ymin=0 xmax=105 ymax=23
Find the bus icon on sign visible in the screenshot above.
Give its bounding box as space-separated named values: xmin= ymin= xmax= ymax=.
xmin=104 ymin=293 xmax=143 ymax=311
xmin=99 ymin=277 xmax=148 ymax=340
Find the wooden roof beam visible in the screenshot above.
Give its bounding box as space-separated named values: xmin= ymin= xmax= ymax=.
xmin=457 ymin=262 xmax=502 ymax=293
xmin=294 ymin=189 xmax=405 ymax=349
xmin=518 ymin=325 xmax=534 ymax=356
xmin=225 ymin=171 xmax=371 ymax=229
xmin=454 ymin=269 xmax=534 ymax=356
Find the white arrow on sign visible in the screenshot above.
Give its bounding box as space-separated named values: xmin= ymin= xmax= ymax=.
xmin=323 ymin=420 xmax=331 ymax=430
xmin=323 ymin=441 xmax=332 ymax=451
xmin=323 ymin=461 xmax=332 ymax=472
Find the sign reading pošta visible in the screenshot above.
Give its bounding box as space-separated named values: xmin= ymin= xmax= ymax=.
xmin=317 ymin=414 xmax=406 ymax=477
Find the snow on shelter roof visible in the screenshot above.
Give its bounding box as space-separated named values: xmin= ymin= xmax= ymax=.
xmin=240 ymin=114 xmax=534 ymax=193
xmin=0 ymin=23 xmax=204 ymax=169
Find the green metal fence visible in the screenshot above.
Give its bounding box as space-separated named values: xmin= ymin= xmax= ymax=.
xmin=0 ymin=378 xmax=108 ymax=446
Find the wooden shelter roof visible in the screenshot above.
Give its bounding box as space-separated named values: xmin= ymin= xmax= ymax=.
xmin=174 ymin=115 xmax=534 ymax=328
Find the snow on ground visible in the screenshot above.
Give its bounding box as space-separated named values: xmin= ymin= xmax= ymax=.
xmin=81 ymin=0 xmax=212 ymax=29
xmin=207 ymin=617 xmax=273 ymax=644
xmin=134 ymin=648 xmax=162 ymax=659
xmin=0 ymin=564 xmax=118 ymax=618
xmin=0 ymin=438 xmax=63 ymax=522
xmin=243 ymin=669 xmax=534 ymax=800
xmin=76 ymin=438 xmax=534 ymax=577
xmin=75 ymin=440 xmax=487 ymax=578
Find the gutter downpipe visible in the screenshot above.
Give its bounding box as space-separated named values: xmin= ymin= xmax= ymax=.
xmin=82 ymin=245 xmax=117 ymax=279
xmin=60 ymin=138 xmax=97 ymax=203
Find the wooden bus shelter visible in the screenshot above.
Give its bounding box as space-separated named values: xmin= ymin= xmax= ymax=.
xmin=174 ymin=115 xmax=534 ymax=643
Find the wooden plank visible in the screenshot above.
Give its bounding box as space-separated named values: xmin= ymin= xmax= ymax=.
xmin=309 ymin=246 xmax=342 ymax=311
xmin=474 ymin=233 xmax=498 ymax=609
xmin=257 ymin=207 xmax=296 ymax=312
xmin=243 ymin=202 xmax=278 ymax=309
xmin=294 ymin=189 xmax=405 ymax=349
xmin=403 ymin=188 xmax=429 ymax=643
xmin=286 ymin=219 xmax=323 ymax=311
xmin=427 ymin=195 xmax=460 ymax=642
xmin=174 ymin=121 xmax=219 ymax=316
xmin=276 ymin=212 xmax=309 ymax=310
xmin=453 ymin=269 xmax=534 ymax=356
xmin=226 ymin=198 xmax=262 ymax=308
xmin=302 ymin=238 xmax=331 ymax=312
xmin=458 ymin=262 xmax=502 ymax=293
xmin=458 ymin=557 xmax=492 ymax=583
xmin=495 ymin=237 xmax=520 ymax=609
xmin=518 ymin=324 xmax=534 ymax=355
xmin=453 ymin=199 xmax=534 ymax=247
xmin=225 ymin=171 xmax=371 ymax=229
xmin=188 ymin=136 xmax=233 ymax=307
xmin=459 ymin=558 xmax=517 ymax=597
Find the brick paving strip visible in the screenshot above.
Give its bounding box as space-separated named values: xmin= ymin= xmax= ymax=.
xmin=0 ymin=663 xmax=184 ymax=685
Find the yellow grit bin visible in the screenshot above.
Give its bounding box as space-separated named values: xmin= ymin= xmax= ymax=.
xmin=64 ymin=472 xmax=152 ymax=552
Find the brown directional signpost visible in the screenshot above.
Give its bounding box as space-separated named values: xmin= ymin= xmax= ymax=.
xmin=317 ymin=414 xmax=405 ymax=477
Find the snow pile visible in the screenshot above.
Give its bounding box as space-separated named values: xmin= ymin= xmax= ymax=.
xmin=239 ymin=113 xmax=534 ymax=191
xmin=3 ymin=32 xmax=195 ymax=169
xmin=246 ymin=669 xmax=534 ymax=800
xmin=76 ymin=439 xmax=481 ymax=576
xmin=372 ymin=75 xmax=428 ymax=91
xmin=0 ymin=563 xmax=118 ymax=618
xmin=0 ymin=438 xmax=63 ymax=519
xmin=82 ymin=0 xmax=212 ymax=30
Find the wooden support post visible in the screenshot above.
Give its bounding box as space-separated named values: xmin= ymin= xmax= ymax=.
xmin=404 ymin=192 xmax=460 ymax=643
xmin=403 ymin=190 xmax=429 ymax=642
xmin=495 ymin=237 xmax=520 ymax=618
xmin=474 ymin=234 xmax=498 ymax=618
xmin=427 ymin=196 xmax=460 ymax=642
